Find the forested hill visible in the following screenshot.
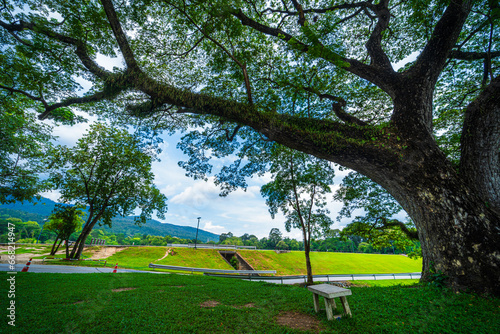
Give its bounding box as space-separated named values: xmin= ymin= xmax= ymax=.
xmin=0 ymin=198 xmax=220 ymax=242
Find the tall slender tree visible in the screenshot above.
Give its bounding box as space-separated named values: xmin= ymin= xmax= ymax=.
xmin=261 ymin=146 xmax=335 ymax=284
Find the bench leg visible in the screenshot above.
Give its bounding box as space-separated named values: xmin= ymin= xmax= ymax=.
xmin=312 ymin=293 xmax=320 ymax=313
xmin=324 ymin=298 xmax=335 ymax=321
xmin=340 ymin=296 xmax=352 ymax=317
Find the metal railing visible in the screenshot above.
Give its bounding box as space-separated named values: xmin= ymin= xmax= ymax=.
xmin=148 ymin=263 xmax=275 ymax=274
xmin=203 ymin=272 xmax=422 ymax=284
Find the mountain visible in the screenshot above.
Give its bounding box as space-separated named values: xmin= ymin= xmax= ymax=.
xmin=0 ymin=197 xmax=220 ymax=242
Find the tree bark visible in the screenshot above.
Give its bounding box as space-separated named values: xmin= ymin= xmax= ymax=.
xmin=50 ymin=235 xmax=60 ymax=256
xmin=304 ymin=240 xmax=314 ymax=285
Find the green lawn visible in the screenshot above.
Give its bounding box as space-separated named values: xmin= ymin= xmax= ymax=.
xmin=1 ymin=273 xmax=498 ymax=333
xmin=9 ymin=245 xmax=422 ymax=275
xmin=239 ymin=250 xmax=422 ymax=275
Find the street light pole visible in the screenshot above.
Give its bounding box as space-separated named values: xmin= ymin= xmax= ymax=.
xmin=194 ymin=217 xmax=201 ymax=249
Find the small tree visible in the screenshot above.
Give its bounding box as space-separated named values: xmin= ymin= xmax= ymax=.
xmin=261 ymin=146 xmax=335 ymax=284
xmin=276 ymin=240 xmax=289 ymax=251
xmin=51 ymin=123 xmax=168 ymax=259
xmin=45 ymin=204 xmax=84 ymax=258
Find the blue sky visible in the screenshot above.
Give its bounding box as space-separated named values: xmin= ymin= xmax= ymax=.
xmin=43 ymin=119 xmax=354 ymax=240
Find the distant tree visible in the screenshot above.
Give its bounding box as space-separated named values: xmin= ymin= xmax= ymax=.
xmin=45 ymin=204 xmax=84 ymax=258
xmin=267 ymin=228 xmax=283 ymax=249
xmin=51 ymin=124 xmax=168 ymax=259
xmin=222 ymin=236 xmax=243 ymax=246
xmin=219 ymin=232 xmax=234 ymax=244
xmin=341 ymin=218 xmax=421 ymax=258
xmin=276 ymin=240 xmax=289 ymax=251
xmin=261 ymin=147 xmax=335 ymax=284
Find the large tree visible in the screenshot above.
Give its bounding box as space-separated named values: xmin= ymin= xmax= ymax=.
xmin=0 ymin=0 xmax=498 ymax=295
xmin=51 ymin=123 xmax=168 ymax=259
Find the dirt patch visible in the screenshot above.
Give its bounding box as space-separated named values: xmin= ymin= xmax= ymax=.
xmin=199 ymin=300 xmax=220 ymax=308
xmin=73 ymin=300 xmax=85 ymax=304
xmin=276 ymin=311 xmax=324 ymax=333
xmin=112 ymin=287 xmax=137 ymax=292
xmin=88 ymin=246 xmax=128 ymax=259
xmin=156 ymin=248 xmax=176 ymax=261
xmin=233 ymin=303 xmax=256 ymax=309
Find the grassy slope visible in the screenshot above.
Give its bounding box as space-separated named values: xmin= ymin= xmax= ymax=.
xmin=6 ymin=245 xmax=421 ymax=274
xmin=239 ymin=250 xmax=422 ymax=275
xmin=103 ymin=247 xmax=234 ymax=271
xmin=1 ymin=273 xmax=498 ymax=334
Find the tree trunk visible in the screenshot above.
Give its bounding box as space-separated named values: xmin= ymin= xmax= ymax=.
xmin=65 ymin=239 xmax=70 ymax=259
xmin=70 ymin=216 xmax=100 ymax=259
xmin=367 ymin=138 xmax=500 ymax=295
xmin=304 ymin=241 xmax=314 ymax=285
xmin=50 ymin=235 xmax=60 ymax=256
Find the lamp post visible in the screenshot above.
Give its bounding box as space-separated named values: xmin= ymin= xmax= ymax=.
xmin=194 ymin=217 xmax=201 ymax=249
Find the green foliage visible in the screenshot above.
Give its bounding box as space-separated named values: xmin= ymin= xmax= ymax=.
xmin=45 ymin=204 xmax=84 ymax=238
xmin=229 ymin=255 xmax=239 ymax=270
xmin=51 ymin=123 xmax=168 ymax=228
xmin=0 ymin=99 xmax=55 ymax=204
xmin=261 ymin=146 xmax=335 ymax=240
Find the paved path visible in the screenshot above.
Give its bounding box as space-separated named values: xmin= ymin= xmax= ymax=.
xmin=0 ymin=264 xmax=168 ymax=274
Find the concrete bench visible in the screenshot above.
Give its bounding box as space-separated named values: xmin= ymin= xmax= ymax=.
xmin=307 ymin=284 xmax=352 ymax=320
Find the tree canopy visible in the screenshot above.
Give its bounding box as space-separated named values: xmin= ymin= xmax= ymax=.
xmin=45 ymin=204 xmax=84 ymax=257
xmin=1 ymin=0 xmax=499 ymax=294
xmin=51 ymin=123 xmax=168 ymax=259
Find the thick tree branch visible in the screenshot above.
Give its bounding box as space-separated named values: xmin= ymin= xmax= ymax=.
xmin=374 ymin=217 xmax=419 ymax=240
xmin=449 ymin=50 xmax=500 ymax=60
xmin=408 ymin=0 xmax=472 ymax=85
xmin=100 ymin=0 xmax=138 ymax=70
xmin=365 ymin=0 xmax=393 ymax=71
xmin=38 ymin=91 xmax=111 ymax=120
xmin=231 ymin=8 xmax=397 ymax=94
xmin=262 ymin=1 xmax=374 ymax=15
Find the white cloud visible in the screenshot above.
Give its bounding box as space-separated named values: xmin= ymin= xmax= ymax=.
xmin=170 ymin=179 xmax=220 ymax=207
xmin=40 ymin=190 xmax=61 ymax=202
xmin=202 ymin=221 xmax=226 ymax=233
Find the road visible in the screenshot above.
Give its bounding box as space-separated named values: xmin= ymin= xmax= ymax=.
xmin=0 ymin=263 xmax=168 ymax=274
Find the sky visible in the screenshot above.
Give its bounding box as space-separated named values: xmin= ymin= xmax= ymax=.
xmin=39 ymin=52 xmax=415 ymax=241
xmin=43 ymin=120 xmax=355 ymax=240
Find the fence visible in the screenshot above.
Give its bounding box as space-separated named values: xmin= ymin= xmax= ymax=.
xmin=148 ymin=263 xmax=275 ymax=274
xmin=203 ymin=272 xmax=422 ymax=284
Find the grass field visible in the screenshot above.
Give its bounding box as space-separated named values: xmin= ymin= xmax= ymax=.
xmin=240 ymin=250 xmax=422 ymax=275
xmin=4 ymin=245 xmax=422 ymax=275
xmin=1 ymin=273 xmax=498 ymax=333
